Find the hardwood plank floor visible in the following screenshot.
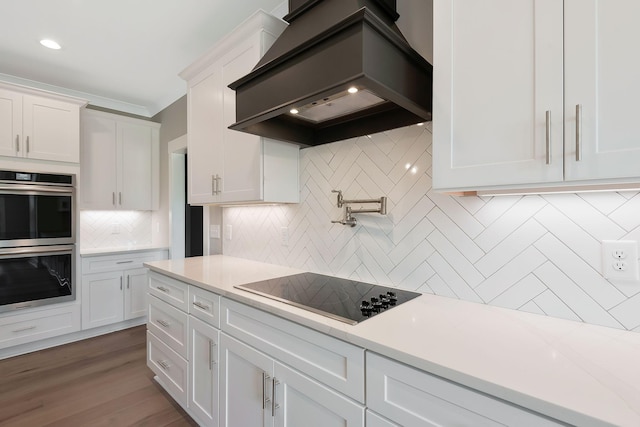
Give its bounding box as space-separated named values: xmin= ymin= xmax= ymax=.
xmin=0 ymin=326 xmax=197 ymax=427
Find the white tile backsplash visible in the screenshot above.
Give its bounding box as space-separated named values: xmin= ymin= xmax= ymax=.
xmin=80 ymin=210 xmax=152 ymax=249
xmin=223 ymin=124 xmax=640 ymax=332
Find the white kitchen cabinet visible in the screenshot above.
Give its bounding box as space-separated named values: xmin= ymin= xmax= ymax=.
xmin=366 ymin=352 xmax=563 ymax=427
xmin=0 ymin=83 xmax=85 ymax=163
xmin=219 ymin=333 xmax=364 ymax=427
xmin=81 ymin=250 xmax=168 ymax=329
xmin=433 ymin=0 xmax=640 ymax=192
xmin=80 ymin=109 xmax=160 ymax=210
xmin=0 ymin=304 xmax=80 ymax=350
xmin=181 ymin=10 xmax=299 ymax=205
xmin=189 ymin=316 xmax=220 ymax=427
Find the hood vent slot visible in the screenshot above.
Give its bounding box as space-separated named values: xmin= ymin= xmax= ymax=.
xmin=228 ymin=0 xmax=432 ymax=147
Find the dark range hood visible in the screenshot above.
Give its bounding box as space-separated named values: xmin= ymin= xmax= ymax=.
xmin=228 ymin=0 xmax=433 ymax=147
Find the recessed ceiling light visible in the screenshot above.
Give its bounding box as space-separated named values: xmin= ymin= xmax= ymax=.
xmin=416 ymin=122 xmax=424 ymax=126
xmin=347 ymin=87 xmax=358 ymax=94
xmin=290 ymin=108 xmax=299 ymax=114
xmin=40 ymin=39 xmax=61 ymax=50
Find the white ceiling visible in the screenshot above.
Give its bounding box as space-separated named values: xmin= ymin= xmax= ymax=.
xmin=0 ymin=0 xmax=287 ymax=117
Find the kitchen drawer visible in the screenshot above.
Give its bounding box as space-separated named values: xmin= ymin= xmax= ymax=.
xmin=81 ymin=250 xmax=167 ymax=274
xmin=147 ymin=295 xmax=188 ymax=358
xmin=220 ymin=297 xmax=365 ymax=403
xmin=366 ymin=352 xmax=565 ymax=427
xmin=148 ymin=271 xmax=188 ymax=311
xmin=147 ymin=330 xmax=188 ymax=407
xmin=188 ymin=285 xmax=220 ymax=328
xmin=0 ymin=305 xmax=80 ymax=349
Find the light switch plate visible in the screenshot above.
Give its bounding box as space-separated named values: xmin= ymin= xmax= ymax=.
xmin=602 ymin=240 xmax=639 ymax=281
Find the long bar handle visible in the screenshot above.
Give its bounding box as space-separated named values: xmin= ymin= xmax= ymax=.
xmin=112 ymin=192 xmax=116 ymax=206
xmin=576 ymin=104 xmax=582 ymax=162
xmin=212 ymin=175 xmax=216 ymax=195
xmin=156 ymin=319 xmax=170 ymax=328
xmin=120 ymin=277 xmax=123 ymax=290
xmin=193 ymin=301 xmax=210 ymax=311
xmin=156 ymin=286 xmax=170 ymax=293
xmin=15 ymin=135 xmax=19 ymax=153
xmin=262 ymin=373 xmax=271 ymax=409
xmin=119 ymin=192 xmax=122 ymax=205
xmin=26 ymin=136 xmax=29 ymax=153
xmin=12 ymin=325 xmax=36 ymax=333
xmin=272 ymin=378 xmax=280 ymax=416
xmin=545 ymin=110 xmax=551 ymax=165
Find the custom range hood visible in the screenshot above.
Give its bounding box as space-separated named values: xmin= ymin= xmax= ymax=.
xmin=228 ymin=0 xmax=432 ymax=147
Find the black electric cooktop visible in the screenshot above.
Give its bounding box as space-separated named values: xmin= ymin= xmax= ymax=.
xmin=235 ymin=272 xmax=421 ymax=325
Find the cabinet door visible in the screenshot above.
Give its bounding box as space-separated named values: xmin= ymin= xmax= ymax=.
xmin=273 ymin=362 xmax=364 ymax=427
xmin=220 ymin=333 xmax=273 ymax=427
xmin=564 ymin=1 xmax=640 ymax=181
xmin=189 ymin=316 xmax=220 ymax=427
xmin=80 ymin=114 xmax=118 ymax=209
xmin=433 ymin=0 xmax=564 ymax=191
xmin=0 ymin=89 xmax=21 ymax=158
xmin=220 ymin=42 xmax=263 ymax=203
xmin=188 ymin=66 xmax=223 ymax=205
xmin=118 ymin=121 xmax=154 ymax=210
xmin=124 ymin=267 xmax=148 ymax=320
xmin=81 ymin=271 xmax=124 ymax=329
xmin=23 ymin=95 xmax=80 ymax=162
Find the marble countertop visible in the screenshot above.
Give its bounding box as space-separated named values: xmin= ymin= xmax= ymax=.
xmin=144 ymin=255 xmax=640 ymax=427
xmin=80 ymin=245 xmax=169 ymax=257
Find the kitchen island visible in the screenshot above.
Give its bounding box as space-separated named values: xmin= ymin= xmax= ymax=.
xmin=145 ymin=255 xmax=640 ymax=427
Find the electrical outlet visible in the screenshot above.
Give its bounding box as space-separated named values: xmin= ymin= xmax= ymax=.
xmin=602 ymin=240 xmax=639 ymax=281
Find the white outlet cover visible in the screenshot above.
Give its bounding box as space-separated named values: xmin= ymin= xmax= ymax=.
xmin=602 ymin=240 xmax=639 ymax=281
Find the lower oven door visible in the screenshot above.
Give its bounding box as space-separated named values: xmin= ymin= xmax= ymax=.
xmin=0 ymin=245 xmax=75 ymax=313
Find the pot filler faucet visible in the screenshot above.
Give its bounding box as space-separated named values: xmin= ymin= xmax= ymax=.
xmin=331 ymin=190 xmax=387 ymax=227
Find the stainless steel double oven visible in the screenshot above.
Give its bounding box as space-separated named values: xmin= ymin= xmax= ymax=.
xmin=0 ymin=170 xmax=76 ymax=313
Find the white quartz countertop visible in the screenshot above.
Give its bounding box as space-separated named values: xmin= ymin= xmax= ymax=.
xmin=144 ymin=255 xmax=640 ymax=427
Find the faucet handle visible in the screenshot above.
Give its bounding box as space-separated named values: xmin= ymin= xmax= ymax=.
xmin=331 ymin=190 xmax=344 ymax=207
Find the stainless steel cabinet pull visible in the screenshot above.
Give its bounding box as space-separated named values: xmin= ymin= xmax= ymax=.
xmin=193 ymin=301 xmax=210 ymax=311
xmin=576 ymin=104 xmax=582 ymax=161
xmin=12 ymin=325 xmax=36 ymax=333
xmin=112 ymin=192 xmax=116 ymax=205
xmin=127 ymin=276 xmax=130 ymax=289
xmin=262 ymin=373 xmax=271 ymax=409
xmin=116 ymin=260 xmax=133 ymax=264
xmin=15 ymin=135 xmax=19 ymax=153
xmin=157 ymin=319 xmax=170 ymax=327
xmin=157 ymin=360 xmax=170 ymax=370
xmin=26 ymin=136 xmax=29 ymax=153
xmin=157 ymin=286 xmax=170 ymax=293
xmin=545 ymin=110 xmax=551 ymax=165
xmin=120 ymin=277 xmax=123 ymax=290
xmin=272 ymin=378 xmax=280 ymax=416
xmin=212 ymin=175 xmax=216 ymax=195
xmin=208 ymin=340 xmax=217 ymax=369
xmin=217 ymin=175 xmax=221 ymax=195
xmin=119 ymin=192 xmax=122 ymax=205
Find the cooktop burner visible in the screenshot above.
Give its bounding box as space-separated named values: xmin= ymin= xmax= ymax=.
xmin=234 ymin=272 xmax=420 ymax=325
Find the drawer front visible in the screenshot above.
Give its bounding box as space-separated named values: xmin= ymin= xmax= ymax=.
xmin=82 ymin=250 xmax=168 ymax=274
xmin=148 ymin=272 xmax=188 ymax=311
xmin=0 ymin=305 xmax=80 ymax=349
xmin=366 ymin=352 xmax=564 ymax=427
xmin=147 ymin=330 xmax=188 ymax=407
xmin=366 ymin=410 xmax=399 ymax=427
xmin=188 ymin=285 xmax=220 ymax=328
xmin=221 ymin=298 xmax=365 ymax=403
xmin=147 ymin=295 xmax=188 ymax=358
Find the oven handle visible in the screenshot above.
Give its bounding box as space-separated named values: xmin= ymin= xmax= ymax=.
xmin=0 ymin=245 xmax=74 ymax=258
xmin=0 ymin=184 xmax=73 ymax=195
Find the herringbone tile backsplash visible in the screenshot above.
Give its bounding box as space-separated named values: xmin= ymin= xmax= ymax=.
xmin=224 ymin=123 xmax=640 ymax=332
xmin=80 ymin=210 xmax=152 ymax=249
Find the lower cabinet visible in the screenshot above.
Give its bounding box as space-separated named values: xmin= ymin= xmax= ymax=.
xmin=219 ymin=333 xmax=364 ymax=427
xmin=189 ymin=316 xmax=220 ymax=427
xmin=366 ymin=352 xmax=564 ymax=427
xmin=0 ymin=304 xmax=81 ymax=350
xmin=81 ymin=249 xmax=168 ymax=330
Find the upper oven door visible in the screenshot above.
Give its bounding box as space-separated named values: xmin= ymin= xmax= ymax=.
xmin=0 ymin=183 xmax=74 ymax=247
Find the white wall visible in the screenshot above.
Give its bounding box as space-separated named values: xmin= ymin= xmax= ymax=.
xmin=221 ymin=0 xmax=640 ymax=332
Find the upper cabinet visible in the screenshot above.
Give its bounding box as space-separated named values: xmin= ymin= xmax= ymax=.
xmin=0 ymin=83 xmax=86 ymax=163
xmin=80 ymin=109 xmax=160 ymax=210
xmin=180 ymin=10 xmax=299 ymax=205
xmin=433 ymin=0 xmax=640 ymax=192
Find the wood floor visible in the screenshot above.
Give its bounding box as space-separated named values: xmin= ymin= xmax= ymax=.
xmin=0 ymin=326 xmax=197 ymax=427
